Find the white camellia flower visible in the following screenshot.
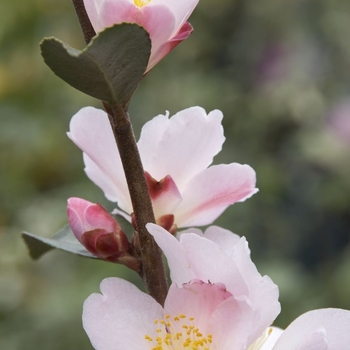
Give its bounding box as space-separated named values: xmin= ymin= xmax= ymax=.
xmin=68 ymin=106 xmax=258 ymax=229
xmin=83 ymin=0 xmax=199 ymax=72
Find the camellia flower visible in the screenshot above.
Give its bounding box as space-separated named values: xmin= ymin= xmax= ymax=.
xmin=83 ymin=0 xmax=199 ymax=72
xmin=83 ymin=225 xmax=350 ymax=350
xmin=67 ymin=197 xmax=141 ymax=271
xmin=68 ymin=106 xmax=258 ymax=229
xmin=83 ymin=225 xmax=280 ymax=350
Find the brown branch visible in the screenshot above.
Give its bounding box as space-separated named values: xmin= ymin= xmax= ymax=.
xmin=71 ymin=0 xmax=96 ymax=44
xmin=71 ymin=0 xmax=168 ymax=306
xmin=107 ymin=104 xmax=168 ymax=305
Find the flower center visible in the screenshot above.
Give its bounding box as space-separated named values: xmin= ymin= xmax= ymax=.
xmin=144 ymin=313 xmax=213 ymax=350
xmin=134 ymin=0 xmax=151 ymax=8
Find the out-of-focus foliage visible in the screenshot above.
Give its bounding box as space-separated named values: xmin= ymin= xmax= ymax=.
xmin=1 ymin=0 xmax=350 ymax=348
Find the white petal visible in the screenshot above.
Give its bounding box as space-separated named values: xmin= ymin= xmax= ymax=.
xmin=68 ymin=107 xmax=131 ymax=213
xmin=175 ymin=163 xmax=258 ymax=227
xmin=139 ymin=107 xmax=225 ymax=190
xmin=146 ymin=223 xmax=197 ymax=283
xmin=272 ymin=308 xmax=350 ymax=350
xmin=83 ymin=278 xmax=164 ymax=350
xmin=231 ymin=238 xmax=281 ymax=344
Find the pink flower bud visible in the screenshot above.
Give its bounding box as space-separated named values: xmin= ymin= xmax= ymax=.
xmin=67 ymin=197 xmax=119 ymax=241
xmin=67 ymin=197 xmax=141 ymax=271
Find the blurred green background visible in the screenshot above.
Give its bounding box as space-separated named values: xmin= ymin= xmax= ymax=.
xmin=1 ymin=0 xmax=350 ymax=348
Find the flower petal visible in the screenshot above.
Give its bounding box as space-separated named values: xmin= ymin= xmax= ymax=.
xmin=83 ymin=0 xmax=102 ymax=31
xmin=147 ymin=0 xmax=199 ymax=33
xmin=178 ymin=225 xmax=241 ymax=256
xmin=68 ymin=107 xmax=131 ymax=212
xmin=145 ymin=173 xmax=182 ymax=217
xmin=164 ymin=280 xmax=233 ymax=334
xmin=137 ymin=5 xmax=176 ymax=55
xmin=175 ymin=163 xmax=258 ymax=227
xmin=148 ymin=21 xmax=193 ymax=70
xmin=146 ymin=223 xmax=198 ymax=283
xmin=67 ymin=197 xmax=89 ymax=240
xmin=272 ymin=308 xmax=350 ymax=350
xmin=231 ymin=239 xmax=280 ymax=344
xmin=83 ymin=278 xmax=164 ymax=350
xmin=95 ymin=0 xmax=138 ymax=32
xmin=85 ymin=203 xmax=119 ymax=233
xmin=209 ymin=296 xmax=255 ymax=350
xmin=139 ymin=107 xmax=225 ymax=190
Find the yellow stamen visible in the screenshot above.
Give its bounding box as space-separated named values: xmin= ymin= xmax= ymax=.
xmin=134 ymin=0 xmax=151 ymax=8
xmin=144 ymin=314 xmax=214 ymax=350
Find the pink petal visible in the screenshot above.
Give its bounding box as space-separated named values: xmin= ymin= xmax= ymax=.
xmin=272 ymin=308 xmax=350 ymax=350
xmin=164 ymin=281 xmax=233 ymax=334
xmin=83 ymin=278 xmax=163 ymax=350
xmin=147 ymin=22 xmax=193 ymax=70
xmin=232 ymin=239 xmax=281 ymax=344
xmin=175 ymin=163 xmax=258 ymax=227
xmin=148 ymin=223 xmax=247 ymax=290
xmin=145 ymin=172 xmax=182 ymax=217
xmin=147 ymin=0 xmax=199 ymax=32
xmin=67 ymin=197 xmax=90 ymax=240
xmin=146 ymin=223 xmax=197 ymax=283
xmin=85 ymin=203 xmax=119 ymax=233
xmin=137 ymin=5 xmax=176 ymax=54
xmin=139 ymin=107 xmax=225 ymax=190
xmin=68 ymin=107 xmax=131 ymax=213
xmin=97 ymin=0 xmax=139 ymax=32
xmin=209 ymin=296 xmax=255 ymax=350
xmin=179 ymin=225 xmax=241 ymax=257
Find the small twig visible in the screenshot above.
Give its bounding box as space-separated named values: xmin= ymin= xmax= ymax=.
xmin=71 ymin=0 xmax=96 ymax=44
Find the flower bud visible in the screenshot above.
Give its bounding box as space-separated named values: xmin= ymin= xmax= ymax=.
xmin=67 ymin=197 xmax=141 ymax=271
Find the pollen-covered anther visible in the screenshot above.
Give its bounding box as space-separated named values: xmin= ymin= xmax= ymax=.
xmin=134 ymin=0 xmax=151 ymax=8
xmin=144 ymin=314 xmax=213 ymax=350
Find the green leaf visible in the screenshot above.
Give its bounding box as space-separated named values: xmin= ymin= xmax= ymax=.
xmin=22 ymin=225 xmax=96 ymax=260
xmin=40 ymin=24 xmax=151 ymax=106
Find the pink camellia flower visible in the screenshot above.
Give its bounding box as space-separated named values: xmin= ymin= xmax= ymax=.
xmin=83 ymin=225 xmax=280 ymax=350
xmin=82 ymin=225 xmax=350 ymax=350
xmin=147 ymin=224 xmax=280 ymax=338
xmin=83 ymin=0 xmax=199 ymax=72
xmin=67 ymin=197 xmax=140 ymax=271
xmin=68 ymin=106 xmax=258 ymax=229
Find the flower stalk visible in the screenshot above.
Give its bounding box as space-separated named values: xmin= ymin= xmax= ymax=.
xmin=71 ymin=0 xmax=168 ymax=306
xmin=72 ymin=0 xmax=96 ymax=44
xmin=107 ymin=104 xmax=168 ymax=305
